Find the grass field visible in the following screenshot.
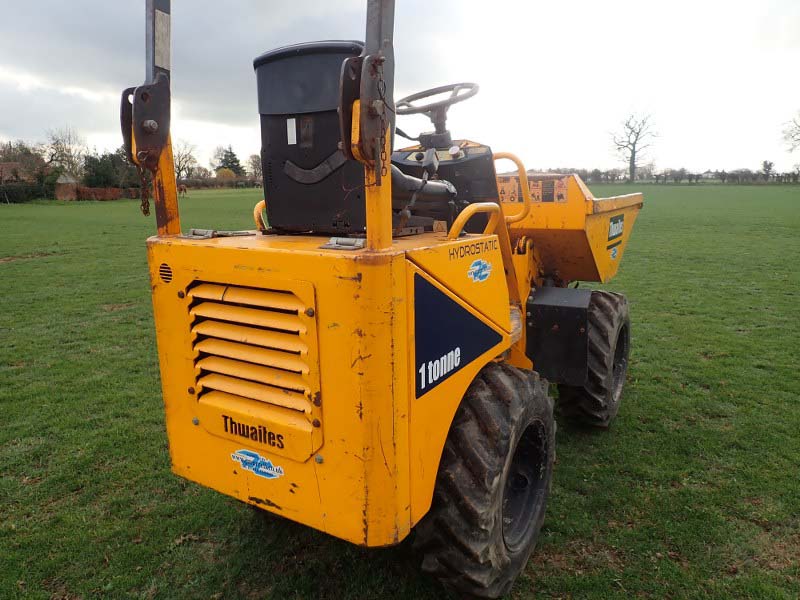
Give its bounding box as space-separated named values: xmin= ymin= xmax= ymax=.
xmin=1 ymin=185 xmax=799 ymax=599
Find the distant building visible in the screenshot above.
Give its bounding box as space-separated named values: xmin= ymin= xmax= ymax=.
xmin=55 ymin=173 xmax=78 ymax=201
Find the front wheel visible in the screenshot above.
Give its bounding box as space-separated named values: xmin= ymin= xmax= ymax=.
xmin=414 ymin=362 xmax=556 ymax=599
xmin=557 ymin=291 xmax=630 ymax=427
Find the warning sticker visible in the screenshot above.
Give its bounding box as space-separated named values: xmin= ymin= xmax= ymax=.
xmin=497 ymin=176 xmax=568 ymax=204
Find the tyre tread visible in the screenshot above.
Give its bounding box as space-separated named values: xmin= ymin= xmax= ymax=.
xmin=415 ymin=362 xmax=554 ymax=599
xmin=557 ymin=291 xmax=630 ymax=427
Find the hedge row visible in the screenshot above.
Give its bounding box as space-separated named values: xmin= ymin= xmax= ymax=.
xmin=179 ymin=178 xmax=261 ymax=189
xmin=75 ymin=187 xmax=140 ymax=201
xmin=0 ymin=183 xmax=51 ymax=203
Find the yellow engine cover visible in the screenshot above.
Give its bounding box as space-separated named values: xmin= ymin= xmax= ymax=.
xmin=147 ymin=231 xmax=512 ymax=547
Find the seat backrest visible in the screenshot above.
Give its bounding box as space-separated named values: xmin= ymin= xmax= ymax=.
xmin=254 ymin=41 xmax=366 ymax=234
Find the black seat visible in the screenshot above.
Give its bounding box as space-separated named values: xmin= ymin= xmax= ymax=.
xmin=255 ymin=41 xmax=367 ymax=235
xmin=254 ymin=40 xmax=457 ymax=235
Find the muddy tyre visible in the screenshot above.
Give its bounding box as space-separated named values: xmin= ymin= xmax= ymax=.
xmin=557 ymin=291 xmax=630 ymax=427
xmin=414 ymin=362 xmax=556 ymax=599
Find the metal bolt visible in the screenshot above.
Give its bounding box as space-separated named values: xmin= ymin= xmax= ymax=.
xmin=192 ymin=417 xmax=199 ymax=426
xmin=305 ymin=307 xmax=315 ymax=317
xmin=177 ymin=291 xmax=185 ymax=299
xmin=312 ymin=419 xmax=321 ymax=428
xmin=315 ymin=455 xmax=324 ymax=464
xmin=188 ymin=387 xmax=195 ymax=395
xmin=142 ymin=119 xmax=159 ymax=133
xmin=313 ymin=396 xmax=322 ymax=408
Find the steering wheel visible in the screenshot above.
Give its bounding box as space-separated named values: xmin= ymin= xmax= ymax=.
xmin=395 ymin=82 xmax=479 ymax=117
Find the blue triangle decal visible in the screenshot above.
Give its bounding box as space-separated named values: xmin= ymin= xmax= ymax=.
xmin=414 ymin=273 xmax=503 ymax=398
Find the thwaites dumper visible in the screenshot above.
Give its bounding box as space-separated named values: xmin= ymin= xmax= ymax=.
xmin=122 ymin=1 xmax=642 ymax=597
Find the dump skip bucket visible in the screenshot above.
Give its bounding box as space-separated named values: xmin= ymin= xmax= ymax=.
xmin=497 ymin=173 xmax=643 ymax=283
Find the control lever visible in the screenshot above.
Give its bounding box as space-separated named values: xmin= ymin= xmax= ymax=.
xmin=420 ymin=148 xmax=439 ymax=178
xmin=391 ymin=166 xmax=455 ymax=204
xmin=392 ymin=165 xmax=456 ymax=233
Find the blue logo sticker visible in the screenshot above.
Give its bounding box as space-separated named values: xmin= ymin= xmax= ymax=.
xmin=610 ymin=247 xmax=619 ymax=260
xmin=231 ymin=449 xmax=285 ymax=479
xmin=467 ymin=259 xmax=492 ymax=282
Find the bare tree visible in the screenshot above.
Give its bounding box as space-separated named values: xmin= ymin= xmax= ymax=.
xmin=192 ymin=166 xmax=212 ymax=180
xmin=761 ymin=160 xmax=775 ymax=182
xmin=784 ymin=113 xmax=800 ymax=151
xmin=637 ymin=161 xmax=656 ymax=181
xmin=209 ymin=146 xmax=226 ymax=171
xmin=0 ymin=140 xmax=47 ymax=182
xmin=173 ymin=140 xmax=198 ymax=180
xmin=613 ymin=114 xmax=656 ymax=183
xmin=248 ymin=154 xmax=262 ymax=181
xmin=45 ymin=127 xmax=87 ymax=179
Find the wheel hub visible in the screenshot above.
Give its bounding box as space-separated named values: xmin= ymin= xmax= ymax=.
xmin=611 ymin=323 xmax=630 ymax=399
xmin=501 ymin=420 xmax=549 ymax=552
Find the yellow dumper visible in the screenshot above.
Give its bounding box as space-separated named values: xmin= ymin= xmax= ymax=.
xmin=122 ymin=1 xmax=642 ymax=597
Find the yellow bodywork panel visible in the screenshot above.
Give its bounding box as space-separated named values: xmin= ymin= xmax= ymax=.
xmin=147 ymin=231 xmax=513 ymax=547
xmin=498 ymin=173 xmax=643 ymax=282
xmin=405 ymin=263 xmax=510 ymax=523
xmin=407 ymin=237 xmax=511 ymax=332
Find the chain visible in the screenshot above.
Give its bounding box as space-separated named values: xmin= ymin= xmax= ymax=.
xmin=136 ymin=163 xmax=150 ymax=217
xmin=377 ymin=65 xmax=389 ymax=178
xmin=379 ymin=126 xmax=388 ymax=178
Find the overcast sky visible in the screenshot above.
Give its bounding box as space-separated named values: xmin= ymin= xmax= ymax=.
xmin=1 ymin=0 xmax=799 ymax=172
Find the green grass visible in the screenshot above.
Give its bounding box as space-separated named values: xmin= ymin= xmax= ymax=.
xmin=1 ymin=185 xmax=799 ymax=599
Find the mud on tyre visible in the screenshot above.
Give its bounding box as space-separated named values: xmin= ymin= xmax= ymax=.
xmin=414 ymin=362 xmax=556 ymax=599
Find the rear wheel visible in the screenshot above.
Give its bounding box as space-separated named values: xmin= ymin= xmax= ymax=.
xmin=414 ymin=362 xmax=555 ymax=599
xmin=557 ymin=291 xmax=630 ymax=427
